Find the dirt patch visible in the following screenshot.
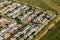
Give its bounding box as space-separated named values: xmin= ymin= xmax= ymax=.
xmin=43 ymin=0 xmax=60 ymax=14
xmin=37 ymin=23 xmax=54 ymax=40
xmin=56 ymin=17 xmax=60 ymax=22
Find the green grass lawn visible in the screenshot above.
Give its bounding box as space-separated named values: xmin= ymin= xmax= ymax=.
xmin=40 ymin=20 xmax=60 ymax=40
xmin=12 ymin=0 xmax=56 ymax=12
xmin=50 ymin=0 xmax=60 ymax=6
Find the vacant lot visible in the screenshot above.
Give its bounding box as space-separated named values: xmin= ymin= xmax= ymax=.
xmin=43 ymin=0 xmax=60 ymax=16
xmin=40 ymin=20 xmax=60 ymax=40
xmin=50 ymin=0 xmax=60 ymax=6
xmin=13 ymin=0 xmax=56 ymax=12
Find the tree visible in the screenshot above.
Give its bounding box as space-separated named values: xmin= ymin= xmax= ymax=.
xmin=15 ymin=17 xmax=23 ymax=24
xmin=0 ymin=15 xmax=2 ymax=18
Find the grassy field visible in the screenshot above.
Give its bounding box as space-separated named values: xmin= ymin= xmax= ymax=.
xmin=50 ymin=0 xmax=60 ymax=6
xmin=40 ymin=20 xmax=60 ymax=40
xmin=12 ymin=0 xmax=56 ymax=12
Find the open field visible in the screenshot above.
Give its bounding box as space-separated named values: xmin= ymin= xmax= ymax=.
xmin=50 ymin=0 xmax=60 ymax=6
xmin=43 ymin=0 xmax=60 ymax=16
xmin=12 ymin=0 xmax=56 ymax=12
xmin=40 ymin=20 xmax=60 ymax=40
